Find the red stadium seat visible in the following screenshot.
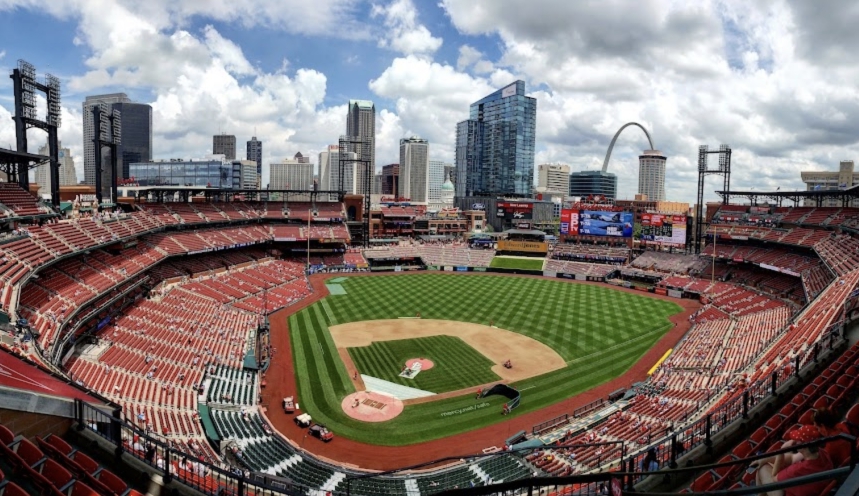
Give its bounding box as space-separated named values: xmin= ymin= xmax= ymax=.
xmin=68 ymin=482 xmax=100 ymax=496
xmin=0 ymin=482 xmax=29 ymax=496
xmin=38 ymin=458 xmax=74 ymax=492
xmin=97 ymin=468 xmax=129 ymax=495
xmin=0 ymin=426 xmax=14 ymax=446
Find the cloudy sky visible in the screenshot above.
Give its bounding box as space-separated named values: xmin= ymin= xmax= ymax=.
xmin=0 ymin=0 xmax=857 ymax=204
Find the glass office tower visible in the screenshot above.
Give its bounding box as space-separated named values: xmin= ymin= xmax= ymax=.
xmin=455 ymin=80 xmax=536 ymax=197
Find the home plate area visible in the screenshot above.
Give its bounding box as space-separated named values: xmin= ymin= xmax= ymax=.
xmin=341 ymin=390 xmax=405 ymax=422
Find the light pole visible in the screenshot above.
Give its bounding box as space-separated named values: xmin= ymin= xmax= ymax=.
xmin=307 ymin=208 xmax=312 ymax=272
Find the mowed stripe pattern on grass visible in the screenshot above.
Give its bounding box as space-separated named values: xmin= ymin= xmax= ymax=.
xmin=289 ymin=274 xmax=682 ymax=446
xmin=348 ymin=336 xmax=501 ymax=394
xmin=489 ymin=257 xmax=545 ymax=270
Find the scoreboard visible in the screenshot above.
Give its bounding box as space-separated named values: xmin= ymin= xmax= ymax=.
xmin=640 ymin=214 xmax=687 ymax=246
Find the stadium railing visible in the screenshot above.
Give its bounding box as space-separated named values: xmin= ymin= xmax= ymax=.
xmin=433 ymin=434 xmax=857 ymax=496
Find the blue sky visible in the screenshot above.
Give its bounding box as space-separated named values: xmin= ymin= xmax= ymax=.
xmin=0 ymin=0 xmax=858 ymax=204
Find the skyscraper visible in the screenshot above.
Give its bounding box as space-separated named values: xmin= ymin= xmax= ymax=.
xmin=399 ymin=136 xmax=429 ymax=203
xmin=247 ymin=136 xmax=262 ymax=178
xmin=638 ymin=150 xmax=667 ymax=201
xmin=346 ymin=100 xmax=375 ymax=195
xmin=455 ymin=81 xmax=537 ymax=198
xmin=35 ymin=141 xmax=78 ymax=194
xmin=213 ymin=134 xmax=237 ymax=160
xmin=537 ymin=164 xmax=571 ymax=194
xmin=83 ymin=93 xmax=152 ymax=196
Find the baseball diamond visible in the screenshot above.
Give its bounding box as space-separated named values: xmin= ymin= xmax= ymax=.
xmin=288 ymin=273 xmax=682 ymax=446
xmin=347 ymin=335 xmax=501 ymax=393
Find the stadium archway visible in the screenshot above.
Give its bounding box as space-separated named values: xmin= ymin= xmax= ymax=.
xmin=601 ymin=122 xmax=655 ymax=173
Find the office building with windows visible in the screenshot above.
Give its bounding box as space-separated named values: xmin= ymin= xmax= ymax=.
xmin=569 ymin=170 xmax=618 ymax=200
xmin=213 ymin=134 xmax=236 ymax=160
xmin=346 ymin=100 xmax=375 ymax=196
xmin=399 ymin=136 xmax=429 ymax=203
xmin=247 ymin=136 xmax=262 ymax=178
xmin=429 ymin=160 xmax=451 ymax=203
xmin=537 ymin=163 xmax=570 ymax=194
xmin=270 ymin=153 xmax=314 ymax=200
xmin=382 ymin=164 xmax=399 ymax=196
xmin=454 ymin=81 xmax=536 ymax=198
xmin=83 ymin=93 xmax=152 ymax=197
xmin=34 ymin=141 xmax=78 ymax=195
xmin=638 ymin=150 xmax=667 ymax=201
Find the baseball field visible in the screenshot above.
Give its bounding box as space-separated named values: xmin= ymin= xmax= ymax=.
xmin=289 ymin=274 xmax=682 ymax=446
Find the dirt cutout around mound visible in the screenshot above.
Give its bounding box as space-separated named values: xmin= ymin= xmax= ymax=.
xmin=329 ymin=319 xmax=566 ymax=383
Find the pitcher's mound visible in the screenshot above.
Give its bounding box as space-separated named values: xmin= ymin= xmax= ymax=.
xmin=406 ymin=358 xmax=434 ymax=370
xmin=342 ymin=391 xmax=404 ymax=422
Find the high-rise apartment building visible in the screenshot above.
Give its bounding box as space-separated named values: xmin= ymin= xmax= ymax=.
xmin=428 ymin=160 xmax=451 ymax=203
xmin=34 ymin=141 xmax=77 ymax=195
xmin=247 ymin=136 xmax=262 ymax=178
xmin=399 ymin=136 xmax=429 ymax=203
xmin=638 ymin=150 xmax=667 ymax=201
xmin=83 ymin=93 xmax=152 ymax=197
xmin=382 ymin=164 xmax=399 ymax=196
xmin=213 ymin=134 xmax=236 ymax=160
xmin=455 ymin=81 xmax=537 ymax=198
xmin=346 ymin=100 xmax=375 ymax=195
xmin=569 ymin=170 xmax=618 ymax=200
xmin=537 ymin=164 xmax=571 ymax=194
xmin=270 ymin=152 xmax=314 ymax=200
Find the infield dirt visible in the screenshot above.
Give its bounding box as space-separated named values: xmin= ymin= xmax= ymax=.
xmin=330 ymin=319 xmax=567 ymax=383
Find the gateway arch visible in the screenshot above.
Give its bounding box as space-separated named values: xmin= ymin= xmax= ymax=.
xmin=601 ymin=122 xmax=654 ymax=173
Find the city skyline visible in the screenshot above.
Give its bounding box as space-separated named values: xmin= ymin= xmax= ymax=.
xmin=0 ymin=1 xmax=857 ymax=204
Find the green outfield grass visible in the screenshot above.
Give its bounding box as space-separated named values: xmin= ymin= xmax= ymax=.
xmin=348 ymin=335 xmax=500 ymax=393
xmin=489 ymin=256 xmax=545 ymax=270
xmin=289 ymin=274 xmax=682 ymax=446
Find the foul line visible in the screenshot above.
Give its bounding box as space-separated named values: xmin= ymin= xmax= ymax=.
xmin=565 ymin=325 xmax=671 ymax=365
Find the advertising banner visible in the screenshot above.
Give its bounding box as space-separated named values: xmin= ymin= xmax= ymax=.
xmin=579 ymin=211 xmax=633 ymax=237
xmin=640 ymin=214 xmax=687 ymax=245
xmin=560 ymin=209 xmax=579 ymax=235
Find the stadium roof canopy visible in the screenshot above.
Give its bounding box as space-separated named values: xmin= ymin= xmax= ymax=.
xmin=504 ymin=228 xmax=546 ymax=236
xmin=716 ymin=184 xmax=859 ymax=207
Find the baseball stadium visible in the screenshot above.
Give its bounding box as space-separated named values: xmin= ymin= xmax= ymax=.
xmin=0 ymin=177 xmax=855 ymax=496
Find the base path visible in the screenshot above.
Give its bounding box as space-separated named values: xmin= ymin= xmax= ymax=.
xmin=330 ymin=320 xmax=565 ymax=382
xmin=341 ymin=391 xmax=404 ymax=422
xmin=260 ymin=271 xmax=702 ymax=471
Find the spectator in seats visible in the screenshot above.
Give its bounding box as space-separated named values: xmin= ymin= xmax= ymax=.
xmin=751 ymin=424 xmax=833 ymax=496
xmin=812 ymin=408 xmax=851 ymax=467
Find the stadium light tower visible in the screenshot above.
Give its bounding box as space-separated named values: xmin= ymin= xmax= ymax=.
xmin=9 ymin=59 xmax=63 ymax=206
